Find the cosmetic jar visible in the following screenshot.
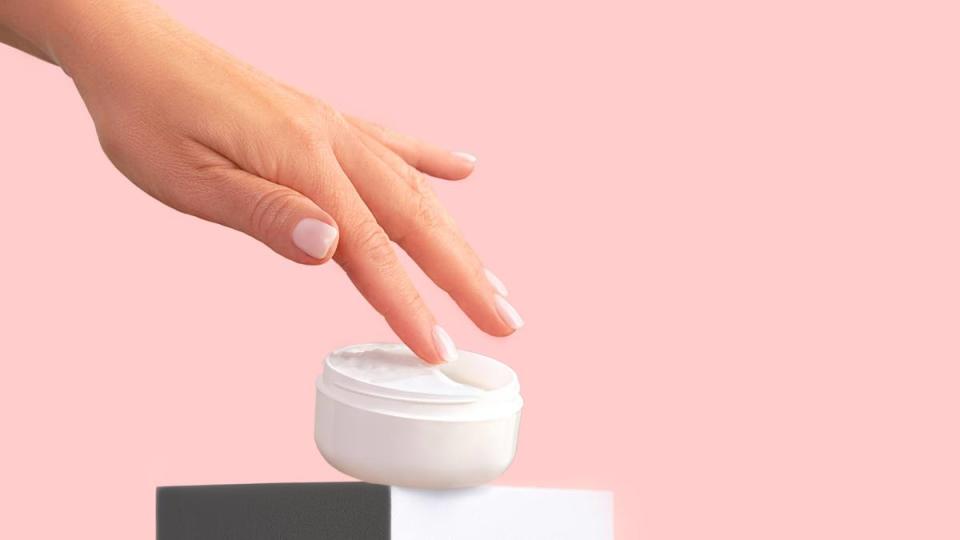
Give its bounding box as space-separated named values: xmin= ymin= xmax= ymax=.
xmin=315 ymin=343 xmax=523 ymax=489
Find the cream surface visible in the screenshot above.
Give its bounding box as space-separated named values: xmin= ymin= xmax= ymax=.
xmin=327 ymin=343 xmax=485 ymax=397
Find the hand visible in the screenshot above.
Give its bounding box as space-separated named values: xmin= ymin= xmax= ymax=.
xmin=4 ymin=1 xmax=524 ymax=363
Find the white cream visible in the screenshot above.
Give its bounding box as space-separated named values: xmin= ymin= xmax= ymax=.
xmin=327 ymin=343 xmax=484 ymax=398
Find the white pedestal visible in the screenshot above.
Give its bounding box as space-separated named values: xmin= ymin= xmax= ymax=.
xmin=391 ymin=486 xmax=614 ymax=540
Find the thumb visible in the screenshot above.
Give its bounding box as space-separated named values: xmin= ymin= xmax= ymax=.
xmin=174 ymin=167 xmax=340 ymax=265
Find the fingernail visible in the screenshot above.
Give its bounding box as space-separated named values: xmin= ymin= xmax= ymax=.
xmin=484 ymin=268 xmax=509 ymax=297
xmin=452 ymin=151 xmax=477 ymax=165
xmin=494 ymin=294 xmax=524 ymax=330
xmin=292 ymin=218 xmax=338 ymax=259
xmin=432 ymin=325 xmax=459 ymax=363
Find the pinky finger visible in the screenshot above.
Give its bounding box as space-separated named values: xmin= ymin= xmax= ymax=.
xmin=345 ymin=115 xmax=477 ymax=180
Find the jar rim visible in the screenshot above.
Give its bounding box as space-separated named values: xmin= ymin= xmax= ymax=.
xmin=317 ymin=343 xmax=523 ymax=421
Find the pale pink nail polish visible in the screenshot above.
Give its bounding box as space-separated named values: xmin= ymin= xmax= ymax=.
xmin=432 ymin=325 xmax=459 ymax=363
xmin=494 ymin=294 xmax=524 ymax=330
xmin=452 ymin=151 xmax=477 ymax=165
xmin=292 ymin=218 xmax=338 ymax=259
xmin=484 ymin=268 xmax=509 ymax=297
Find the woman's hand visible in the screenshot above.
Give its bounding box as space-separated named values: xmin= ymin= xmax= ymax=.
xmin=1 ymin=0 xmax=523 ymax=363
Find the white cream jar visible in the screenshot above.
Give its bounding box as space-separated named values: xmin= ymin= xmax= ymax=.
xmin=314 ymin=343 xmax=523 ymax=489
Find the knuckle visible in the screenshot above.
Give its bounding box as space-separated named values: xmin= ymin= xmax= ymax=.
xmin=404 ymin=165 xmax=430 ymax=193
xmin=350 ymin=219 xmax=395 ymax=270
xmin=382 ymin=285 xmax=423 ymax=320
xmin=270 ymin=99 xmax=345 ymax=159
xmin=249 ymin=188 xmax=301 ymax=242
xmin=275 ymin=108 xmax=326 ymax=149
xmin=324 ymin=105 xmax=349 ymax=128
xmin=412 ymin=191 xmax=444 ymax=234
xmin=364 ymin=119 xmax=390 ymax=139
xmin=395 ymin=175 xmax=446 ymax=245
xmin=310 ymin=98 xmax=338 ymax=119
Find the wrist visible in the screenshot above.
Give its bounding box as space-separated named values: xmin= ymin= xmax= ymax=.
xmin=1 ymin=0 xmax=169 ymax=81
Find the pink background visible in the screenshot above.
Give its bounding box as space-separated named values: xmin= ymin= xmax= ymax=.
xmin=2 ymin=1 xmax=959 ymax=538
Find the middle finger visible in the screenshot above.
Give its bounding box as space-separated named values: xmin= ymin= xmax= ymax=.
xmin=333 ymin=128 xmax=522 ymax=336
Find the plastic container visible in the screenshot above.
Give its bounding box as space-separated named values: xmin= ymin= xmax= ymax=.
xmin=314 ymin=343 xmax=523 ymax=488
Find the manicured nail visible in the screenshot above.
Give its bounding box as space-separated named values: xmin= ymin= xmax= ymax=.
xmin=484 ymin=268 xmax=509 ymax=297
xmin=494 ymin=294 xmax=524 ymax=330
xmin=432 ymin=325 xmax=459 ymax=363
xmin=452 ymin=151 xmax=477 ymax=165
xmin=292 ymin=218 xmax=338 ymax=259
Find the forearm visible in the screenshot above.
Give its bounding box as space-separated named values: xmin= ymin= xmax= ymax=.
xmin=1 ymin=0 xmax=100 ymax=67
xmin=0 ymin=0 xmax=170 ymax=79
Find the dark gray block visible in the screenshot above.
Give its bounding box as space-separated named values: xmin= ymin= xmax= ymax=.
xmin=156 ymin=482 xmax=390 ymax=540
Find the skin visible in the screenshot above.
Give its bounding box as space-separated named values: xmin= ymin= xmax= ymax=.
xmin=0 ymin=0 xmax=519 ymax=364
